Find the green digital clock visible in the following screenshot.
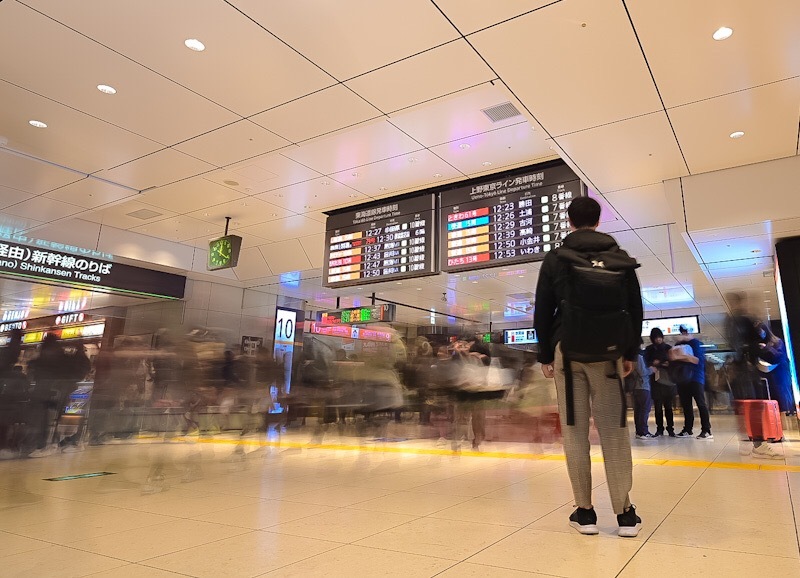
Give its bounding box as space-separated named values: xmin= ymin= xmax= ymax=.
xmin=207 ymin=235 xmax=242 ymax=271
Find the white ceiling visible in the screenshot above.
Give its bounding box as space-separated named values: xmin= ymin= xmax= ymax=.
xmin=2 ymin=0 xmax=798 ymax=344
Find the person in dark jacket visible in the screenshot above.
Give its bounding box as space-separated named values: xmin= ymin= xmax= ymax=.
xmin=754 ymin=322 xmax=795 ymax=414
xmin=534 ymin=196 xmax=644 ymax=538
xmin=644 ymin=328 xmax=675 ymax=437
xmin=674 ymin=326 xmax=712 ymax=440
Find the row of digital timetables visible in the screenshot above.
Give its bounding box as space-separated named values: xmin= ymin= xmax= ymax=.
xmin=323 ymin=161 xmax=585 ymax=288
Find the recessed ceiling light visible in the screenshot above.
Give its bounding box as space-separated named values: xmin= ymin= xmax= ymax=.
xmin=28 ymin=120 xmax=47 ymax=128
xmin=730 ymin=131 xmax=745 ymax=139
xmin=223 ymin=180 xmax=239 ymax=186
xmin=482 ymin=161 xmax=492 ymax=166
xmin=351 ymin=172 xmax=359 ymax=177
xmin=396 ymin=282 xmax=403 ymax=285
xmin=712 ymin=26 xmax=733 ymax=41
xmin=518 ymin=275 xmax=524 ymax=278
xmin=459 ymin=143 xmax=470 ymax=150
xmin=472 ymin=280 xmax=478 ymax=284
xmin=320 ymin=180 xmax=331 ymax=186
xmin=270 ymin=213 xmax=278 ymax=217
xmin=379 ymin=187 xmax=388 ymax=191
xmin=416 ymin=287 xmax=422 ymax=291
xmin=97 ymin=84 xmax=117 ymax=95
xmin=408 ymin=157 xmax=418 ymax=163
xmin=433 ymin=173 xmax=442 ymax=178
xmin=348 ymin=193 xmax=357 ymax=198
xmin=185 ymin=38 xmax=205 ymax=51
xmin=203 ymin=212 xmax=209 ymax=216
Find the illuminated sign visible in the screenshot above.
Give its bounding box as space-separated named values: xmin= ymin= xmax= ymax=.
xmin=642 ymin=316 xmax=701 ymax=337
xmin=273 ymin=307 xmax=305 ymax=397
xmin=0 ymin=320 xmax=27 ymax=332
xmin=323 ymin=195 xmax=437 ymax=287
xmin=1 ymin=309 xmax=30 ymax=322
xmin=310 ymin=322 xmax=393 ymax=342
xmin=0 ymin=240 xmax=185 ymax=299
xmin=58 ymin=298 xmax=87 ymax=312
xmin=56 ymin=312 xmax=85 ymax=325
xmin=440 ymin=161 xmax=584 ymax=272
xmin=504 ymin=328 xmax=538 ymax=345
xmin=318 ymin=304 xmax=395 ymax=325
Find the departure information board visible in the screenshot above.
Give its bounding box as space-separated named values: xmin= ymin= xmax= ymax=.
xmin=323 ymin=195 xmax=436 ymax=288
xmin=439 ymin=162 xmax=584 ymax=272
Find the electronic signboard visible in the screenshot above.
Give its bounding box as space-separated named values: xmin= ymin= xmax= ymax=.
xmin=439 ymin=161 xmax=584 ymax=272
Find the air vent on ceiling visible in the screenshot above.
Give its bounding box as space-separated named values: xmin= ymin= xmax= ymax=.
xmin=481 ymin=101 xmax=523 ymax=123
xmin=126 ymin=208 xmax=163 ymax=220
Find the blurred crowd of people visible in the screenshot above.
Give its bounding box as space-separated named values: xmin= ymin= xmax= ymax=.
xmin=0 ymin=326 xmax=564 ymax=459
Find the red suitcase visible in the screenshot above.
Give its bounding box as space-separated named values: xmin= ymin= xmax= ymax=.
xmin=736 ymin=399 xmax=784 ymax=442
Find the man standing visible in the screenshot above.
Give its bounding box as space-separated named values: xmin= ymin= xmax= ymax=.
xmin=534 ymin=196 xmax=643 ymax=538
xmin=674 ymin=326 xmax=713 ymax=440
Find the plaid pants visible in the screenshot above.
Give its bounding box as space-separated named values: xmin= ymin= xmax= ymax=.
xmin=554 ymin=345 xmax=633 ymax=515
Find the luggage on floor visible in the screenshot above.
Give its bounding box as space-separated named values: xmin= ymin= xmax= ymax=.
xmin=736 ymin=399 xmax=784 ymax=442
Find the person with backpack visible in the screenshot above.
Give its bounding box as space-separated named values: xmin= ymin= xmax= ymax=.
xmin=534 ymin=196 xmax=644 ymax=538
xmin=673 ymin=326 xmax=713 ymax=440
xmin=644 ymin=328 xmax=675 ymax=437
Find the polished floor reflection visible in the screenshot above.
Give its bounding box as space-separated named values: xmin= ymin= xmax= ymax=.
xmin=1 ymin=415 xmax=799 ymax=577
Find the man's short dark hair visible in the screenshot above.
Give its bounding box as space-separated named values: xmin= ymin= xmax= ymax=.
xmin=567 ymin=196 xmax=601 ymax=228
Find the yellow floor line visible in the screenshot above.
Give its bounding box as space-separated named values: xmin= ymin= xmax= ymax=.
xmin=168 ymin=435 xmax=800 ymax=473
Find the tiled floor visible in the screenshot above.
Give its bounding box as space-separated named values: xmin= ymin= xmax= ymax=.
xmin=1 ymin=415 xmax=799 ymax=577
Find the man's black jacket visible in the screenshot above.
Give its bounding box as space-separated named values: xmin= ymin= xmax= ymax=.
xmin=533 ymin=229 xmax=644 ymax=365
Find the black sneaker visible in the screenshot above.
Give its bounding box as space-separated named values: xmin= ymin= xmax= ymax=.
xmin=675 ymin=430 xmax=693 ymax=438
xmin=696 ymin=431 xmax=714 ymax=440
xmin=569 ymin=507 xmax=599 ymax=535
xmin=617 ymin=505 xmax=642 ymax=537
xmin=653 ymin=430 xmax=663 ymax=437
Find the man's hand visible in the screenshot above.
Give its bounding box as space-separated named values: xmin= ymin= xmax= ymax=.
xmin=621 ymin=360 xmax=634 ymax=378
xmin=542 ymin=364 xmax=555 ymax=379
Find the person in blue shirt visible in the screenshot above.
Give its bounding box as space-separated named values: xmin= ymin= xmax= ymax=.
xmin=674 ymin=326 xmax=713 ymax=440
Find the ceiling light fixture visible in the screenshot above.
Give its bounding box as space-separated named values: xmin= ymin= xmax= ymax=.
xmin=223 ymin=180 xmax=239 ymax=186
xmin=28 ymin=120 xmax=47 ymax=128
xmin=320 ymin=180 xmax=331 ymax=186
xmin=712 ymin=26 xmax=733 ymax=41
xmin=408 ymin=157 xmax=418 ymax=163
xmin=459 ymin=143 xmax=470 ymax=150
xmin=433 ymin=173 xmax=442 ymax=178
xmin=97 ymin=84 xmax=117 ymax=95
xmin=482 ymin=161 xmax=492 ymax=166
xmin=351 ymin=172 xmax=359 ymax=177
xmin=185 ymin=38 xmax=206 ymax=51
xmin=730 ymin=131 xmax=745 ymax=139
xmin=379 ymin=186 xmax=388 ymax=191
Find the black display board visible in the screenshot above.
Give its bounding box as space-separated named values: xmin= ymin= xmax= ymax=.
xmin=439 ymin=162 xmax=584 ymax=272
xmin=323 ymin=195 xmax=437 ymax=288
xmin=0 ymin=240 xmax=186 ymax=299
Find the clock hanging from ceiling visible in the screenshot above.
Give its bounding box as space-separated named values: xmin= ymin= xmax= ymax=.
xmin=207 ymin=217 xmax=243 ymax=271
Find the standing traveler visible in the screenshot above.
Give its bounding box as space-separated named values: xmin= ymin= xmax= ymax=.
xmin=644 ymin=328 xmax=675 ymax=437
xmin=673 ymin=326 xmax=713 ymax=440
xmin=534 ymin=196 xmax=644 ymax=538
xmin=753 ymin=322 xmax=795 ymax=415
xmin=630 ymin=345 xmax=654 ymax=439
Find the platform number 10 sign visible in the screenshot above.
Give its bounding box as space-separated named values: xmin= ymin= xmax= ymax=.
xmin=274 ymin=308 xmax=297 ymax=345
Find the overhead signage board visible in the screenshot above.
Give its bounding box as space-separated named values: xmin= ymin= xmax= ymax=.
xmin=310 ymin=322 xmax=394 ymax=342
xmin=318 ymin=304 xmax=395 ymax=325
xmin=439 ymin=161 xmax=584 ymax=273
xmin=323 ymin=195 xmax=437 ymax=288
xmin=0 ymin=240 xmax=186 ymax=299
xmin=504 ymin=328 xmax=538 ymax=345
xmin=642 ymin=315 xmax=701 ymax=337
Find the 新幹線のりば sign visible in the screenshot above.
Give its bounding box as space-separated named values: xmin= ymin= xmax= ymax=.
xmin=0 ymin=241 xmax=186 ymax=299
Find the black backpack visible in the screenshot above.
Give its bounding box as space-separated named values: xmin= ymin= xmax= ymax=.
xmin=556 ymin=246 xmax=639 ymax=428
xmin=557 ymin=247 xmax=639 ymax=363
